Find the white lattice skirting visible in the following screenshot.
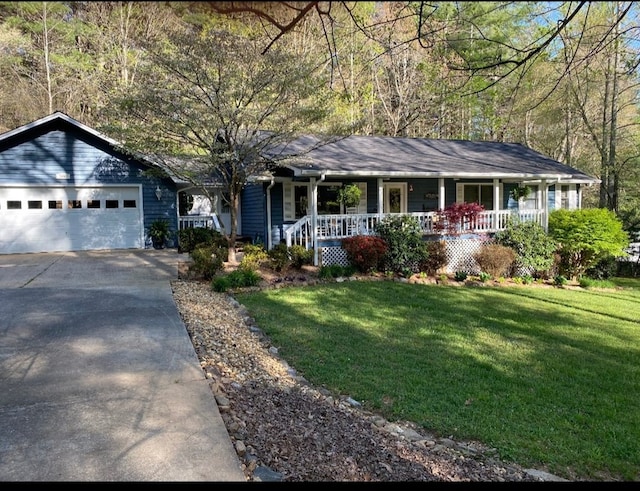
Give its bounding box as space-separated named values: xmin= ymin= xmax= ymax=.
xmin=320 ymin=238 xmax=486 ymax=274
xmin=320 ymin=246 xmax=350 ymax=267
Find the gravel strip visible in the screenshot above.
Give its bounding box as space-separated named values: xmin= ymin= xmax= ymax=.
xmin=171 ymin=279 xmax=562 ymax=482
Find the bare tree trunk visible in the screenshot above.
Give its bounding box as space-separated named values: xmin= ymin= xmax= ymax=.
xmin=42 ymin=2 xmax=53 ymax=114
xmin=607 ymin=3 xmax=621 ymax=212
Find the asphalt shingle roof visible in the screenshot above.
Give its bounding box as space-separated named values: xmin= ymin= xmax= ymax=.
xmin=275 ymin=134 xmax=599 ymax=182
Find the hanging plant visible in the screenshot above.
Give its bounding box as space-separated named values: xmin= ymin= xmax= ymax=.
xmin=337 ymin=184 xmax=362 ymax=208
xmin=510 ymin=185 xmax=531 ymax=201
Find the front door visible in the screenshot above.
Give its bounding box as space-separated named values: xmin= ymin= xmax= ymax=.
xmin=383 ymin=183 xmax=407 ymax=213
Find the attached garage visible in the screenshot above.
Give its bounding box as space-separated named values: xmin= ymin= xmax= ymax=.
xmin=0 ymin=112 xmax=178 ymax=255
xmin=0 ymin=185 xmax=144 ymax=254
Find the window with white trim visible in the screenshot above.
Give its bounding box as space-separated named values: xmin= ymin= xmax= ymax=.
xmin=457 ymin=183 xmax=494 ymax=209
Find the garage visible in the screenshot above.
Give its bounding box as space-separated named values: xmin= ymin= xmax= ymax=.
xmin=0 ymin=112 xmax=179 ymax=255
xmin=0 ymin=185 xmax=144 ymax=254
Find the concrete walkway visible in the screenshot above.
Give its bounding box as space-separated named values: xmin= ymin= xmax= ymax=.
xmin=0 ymin=250 xmax=245 ymax=481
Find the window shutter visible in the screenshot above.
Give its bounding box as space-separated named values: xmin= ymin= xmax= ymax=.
xmin=357 ymin=182 xmax=367 ymax=212
xmin=283 ymin=181 xmax=294 ymax=221
xmin=568 ymin=184 xmax=577 ymax=209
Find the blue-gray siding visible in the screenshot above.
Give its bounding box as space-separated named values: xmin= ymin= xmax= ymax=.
xmin=240 ymin=183 xmax=267 ymax=243
xmin=0 ymin=128 xmax=178 ymax=241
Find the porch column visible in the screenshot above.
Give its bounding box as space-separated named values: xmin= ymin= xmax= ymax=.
xmin=541 ymin=179 xmax=548 ymax=231
xmin=438 ymin=178 xmax=445 ymax=210
xmin=311 ymin=177 xmax=319 ymax=266
xmin=377 ymin=178 xmax=384 ymax=217
xmin=493 ymin=178 xmax=500 ymax=231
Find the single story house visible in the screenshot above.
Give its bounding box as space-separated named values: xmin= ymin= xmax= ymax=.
xmin=1 ymin=112 xmax=600 ymax=272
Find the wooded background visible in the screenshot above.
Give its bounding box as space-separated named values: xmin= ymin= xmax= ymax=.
xmin=1 ymin=1 xmax=638 ymax=236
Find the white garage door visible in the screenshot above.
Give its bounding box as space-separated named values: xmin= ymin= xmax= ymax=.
xmin=0 ymin=186 xmax=144 ymax=254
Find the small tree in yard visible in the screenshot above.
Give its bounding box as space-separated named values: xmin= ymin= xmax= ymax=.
xmin=102 ymin=22 xmax=345 ymax=263
xmin=548 ymin=208 xmax=629 ymax=280
xmin=434 ymin=202 xmax=486 ymax=235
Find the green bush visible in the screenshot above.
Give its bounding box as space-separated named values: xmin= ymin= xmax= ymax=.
xmin=473 ymin=243 xmax=516 ymax=278
xmin=190 ymin=244 xmax=225 ymax=280
xmin=454 ymin=271 xmax=468 ymax=282
xmin=420 ymin=240 xmax=448 ymax=276
xmin=318 ymin=263 xmax=356 ymax=279
xmin=289 ymin=245 xmax=313 ymax=269
xmin=585 ymin=255 xmax=618 ymax=280
xmin=211 ymin=275 xmax=231 ymax=292
xmin=211 ymin=268 xmax=262 ymax=292
xmin=178 ymin=228 xmax=226 ymax=253
xmin=240 ymin=243 xmax=269 ymax=271
xmin=554 ymin=275 xmax=568 ymax=286
xmin=267 ymin=243 xmax=291 ymax=272
xmin=478 ymin=271 xmax=492 ymax=282
xmin=342 ymin=235 xmax=388 ymax=273
xmin=374 ymin=215 xmax=428 ymax=274
xmin=549 ymin=208 xmax=629 ymax=280
xmin=494 ymin=220 xmax=557 ymax=276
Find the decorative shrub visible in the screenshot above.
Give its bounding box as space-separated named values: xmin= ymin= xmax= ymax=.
xmin=494 ymin=220 xmax=557 ymax=276
xmin=342 ymin=235 xmax=388 ymax=273
xmin=554 ymin=275 xmax=568 ymax=286
xmin=374 ymin=215 xmax=428 ymax=274
xmin=289 ymin=245 xmax=314 ymax=269
xmin=478 ymin=271 xmax=492 ymax=282
xmin=585 ymin=255 xmax=618 ymax=280
xmin=211 ymin=268 xmax=262 ymax=292
xmin=318 ymin=263 xmax=356 ymax=279
xmin=268 ymin=243 xmax=291 ymax=272
xmin=420 ymin=240 xmax=448 ymax=275
xmin=454 ymin=271 xmax=468 ymax=281
xmin=473 ymin=243 xmax=516 ymax=278
xmin=178 ymin=228 xmax=226 ymax=253
xmin=190 ymin=244 xmax=225 ymax=280
xmin=240 ymin=243 xmax=269 ymax=271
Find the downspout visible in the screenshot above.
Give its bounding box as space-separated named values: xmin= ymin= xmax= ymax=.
xmin=312 ymin=173 xmax=325 ymax=266
xmin=266 ymin=177 xmax=275 ymax=250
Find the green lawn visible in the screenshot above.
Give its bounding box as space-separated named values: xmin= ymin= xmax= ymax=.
xmin=235 ymin=278 xmax=640 ymax=481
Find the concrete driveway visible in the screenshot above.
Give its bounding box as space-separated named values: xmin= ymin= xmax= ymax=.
xmin=0 ymin=250 xmax=245 ymax=481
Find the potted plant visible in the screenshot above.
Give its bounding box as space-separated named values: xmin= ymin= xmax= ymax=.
xmin=510 ymin=185 xmax=531 ymax=201
xmin=337 ymin=183 xmax=362 ymax=209
xmin=148 ymin=219 xmax=170 ymax=249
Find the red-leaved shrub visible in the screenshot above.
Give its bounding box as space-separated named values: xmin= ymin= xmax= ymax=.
xmin=342 ymin=235 xmax=388 ymax=273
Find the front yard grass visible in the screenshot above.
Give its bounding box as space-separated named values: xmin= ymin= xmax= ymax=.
xmin=235 ymin=278 xmax=640 ymax=481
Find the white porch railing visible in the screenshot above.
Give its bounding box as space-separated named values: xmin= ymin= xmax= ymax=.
xmin=178 ymin=215 xmax=221 ymax=230
xmin=283 ymin=209 xmax=545 ymax=249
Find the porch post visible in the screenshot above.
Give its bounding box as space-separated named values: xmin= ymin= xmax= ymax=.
xmin=377 ymin=178 xmax=384 ymax=217
xmin=438 ymin=178 xmax=445 ymax=210
xmin=493 ymin=178 xmax=500 ymax=231
xmin=311 ymin=177 xmax=319 ymax=266
xmin=541 ymin=179 xmax=548 ymax=231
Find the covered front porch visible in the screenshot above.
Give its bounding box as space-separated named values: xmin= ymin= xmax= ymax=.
xmin=281 ymin=208 xmax=545 ymax=250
